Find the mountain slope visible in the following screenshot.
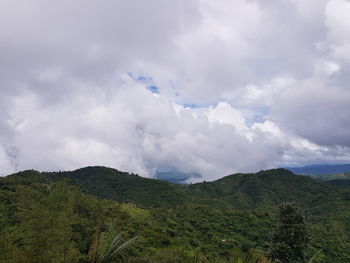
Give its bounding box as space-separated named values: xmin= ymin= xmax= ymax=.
xmin=188 ymin=169 xmax=334 ymax=210
xmin=3 ymin=166 xmax=350 ymax=262
xmin=9 ymin=167 xmax=345 ymax=212
xmin=11 ymin=166 xmax=191 ymax=208
xmin=326 ymin=179 xmax=350 ymax=188
xmin=0 ymin=175 xmax=274 ymax=262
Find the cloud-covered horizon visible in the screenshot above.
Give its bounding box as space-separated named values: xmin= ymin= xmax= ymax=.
xmin=1 ymin=0 xmax=350 ymax=180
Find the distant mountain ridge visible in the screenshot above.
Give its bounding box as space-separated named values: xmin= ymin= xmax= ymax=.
xmin=284 ymin=163 xmax=350 ymax=177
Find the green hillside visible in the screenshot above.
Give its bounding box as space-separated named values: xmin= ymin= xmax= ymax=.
xmin=189 ymin=169 xmax=333 ymax=210
xmin=326 ymin=179 xmax=350 ymax=188
xmin=35 ymin=166 xmax=190 ymax=208
xmin=10 ymin=167 xmax=340 ymax=210
xmin=317 ymin=172 xmax=350 ymax=181
xmin=1 ymin=167 xmax=350 ymax=262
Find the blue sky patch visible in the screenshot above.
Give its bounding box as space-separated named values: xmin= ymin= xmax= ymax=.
xmin=127 ymin=72 xmax=153 ymax=83
xmin=146 ymin=85 xmax=159 ymax=94
xmin=183 ymin=103 xmax=200 ymax=108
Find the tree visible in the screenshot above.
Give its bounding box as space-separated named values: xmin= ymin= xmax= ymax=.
xmin=267 ymin=202 xmax=311 ymax=263
xmin=89 ymin=228 xmax=137 ymax=263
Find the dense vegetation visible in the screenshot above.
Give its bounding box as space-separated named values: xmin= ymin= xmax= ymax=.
xmin=267 ymin=203 xmax=312 ymax=263
xmin=1 ymin=167 xmax=350 ymax=262
xmin=326 ymin=178 xmax=350 ymax=188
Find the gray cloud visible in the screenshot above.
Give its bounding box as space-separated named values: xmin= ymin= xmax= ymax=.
xmin=0 ymin=0 xmax=350 ymax=179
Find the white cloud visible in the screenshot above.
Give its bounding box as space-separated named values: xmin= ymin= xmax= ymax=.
xmin=1 ymin=0 xmax=350 ymax=180
xmin=325 ymin=0 xmax=350 ymax=60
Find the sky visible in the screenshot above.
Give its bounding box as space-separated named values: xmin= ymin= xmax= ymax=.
xmin=1 ymin=0 xmax=350 ymax=181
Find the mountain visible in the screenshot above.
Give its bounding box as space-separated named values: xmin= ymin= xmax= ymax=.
xmin=189 ymin=169 xmax=335 ymax=210
xmin=2 ymin=166 xmax=350 ymax=262
xmin=11 ymin=166 xmax=190 ymax=208
xmin=9 ymin=167 xmax=337 ymax=210
xmin=285 ymin=163 xmax=350 ymax=177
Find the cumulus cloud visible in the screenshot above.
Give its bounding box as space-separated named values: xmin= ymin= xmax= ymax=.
xmin=0 ymin=77 xmax=292 ymax=180
xmin=0 ymin=0 xmax=350 ymax=180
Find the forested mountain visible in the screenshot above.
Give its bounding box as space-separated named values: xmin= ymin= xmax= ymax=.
xmin=1 ymin=167 xmax=350 ymax=262
xmin=326 ymin=179 xmax=350 ymax=188
xmin=9 ymin=167 xmax=339 ymax=209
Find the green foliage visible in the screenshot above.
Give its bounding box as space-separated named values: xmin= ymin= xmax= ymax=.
xmin=89 ymin=231 xmax=137 ymax=263
xmin=308 ymin=249 xmax=322 ymax=263
xmin=1 ymin=167 xmax=350 ymax=262
xmin=0 ymin=177 xmax=123 ymax=263
xmin=326 ymin=179 xmax=350 ymax=188
xmin=267 ymin=203 xmax=311 ymax=263
xmin=25 ymin=166 xmax=191 ymax=208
